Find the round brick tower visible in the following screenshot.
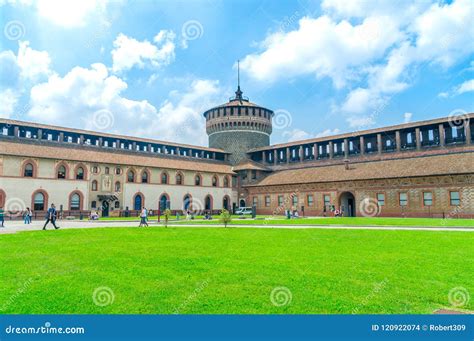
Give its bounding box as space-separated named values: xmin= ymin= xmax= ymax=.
xmin=204 ymin=75 xmax=273 ymax=164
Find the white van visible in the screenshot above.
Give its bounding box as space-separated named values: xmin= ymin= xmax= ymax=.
xmin=235 ymin=207 xmax=253 ymax=215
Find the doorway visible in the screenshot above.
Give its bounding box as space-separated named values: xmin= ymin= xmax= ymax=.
xmin=339 ymin=192 xmax=355 ymax=217
xmin=102 ymin=201 xmax=109 ymax=217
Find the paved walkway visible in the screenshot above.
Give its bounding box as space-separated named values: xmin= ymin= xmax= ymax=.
xmin=0 ymin=220 xmax=473 ymax=234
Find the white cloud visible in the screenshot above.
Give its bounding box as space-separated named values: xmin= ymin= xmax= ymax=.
xmin=0 ymin=89 xmax=20 ymax=118
xmin=242 ymin=0 xmax=473 ymax=128
xmin=315 ymin=128 xmax=340 ymax=138
xmin=35 ymin=0 xmax=106 ymax=28
xmin=282 ymin=128 xmax=311 ymax=142
xmin=111 ymin=31 xmax=176 ymax=73
xmin=240 ymin=14 xmax=401 ymax=88
xmin=17 ymin=41 xmax=52 ymax=81
xmin=135 ymin=79 xmax=223 ymax=145
xmin=28 ymin=63 xmax=157 ymax=127
xmin=455 ymin=79 xmax=474 ymax=95
xmin=27 ymin=63 xmax=222 ymax=145
xmin=438 ymin=78 xmax=474 ymax=98
xmin=404 ymin=112 xmax=412 ymax=123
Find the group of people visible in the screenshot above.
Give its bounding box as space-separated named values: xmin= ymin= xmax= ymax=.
xmin=139 ymin=206 xmax=149 ymax=227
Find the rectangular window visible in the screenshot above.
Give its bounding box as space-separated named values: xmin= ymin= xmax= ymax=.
xmin=377 ymin=193 xmax=385 ymax=206
xmin=423 ymin=192 xmax=433 ymax=206
xmin=323 ymin=194 xmax=331 ymax=207
xmin=307 ymin=194 xmax=314 ymax=206
xmin=450 ymin=191 xmax=460 ymax=206
xmin=265 ymin=196 xmax=270 ymax=207
xmin=91 ymin=201 xmax=97 ymax=208
xmin=399 ymin=193 xmax=408 ymax=206
xmin=278 ymin=195 xmax=283 ymax=207
xmin=253 ymin=196 xmax=258 ymax=207
xmin=292 ymin=195 xmax=298 ymax=207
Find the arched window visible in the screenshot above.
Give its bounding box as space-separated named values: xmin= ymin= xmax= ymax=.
xmin=223 ymin=176 xmax=230 ymax=188
xmin=176 ymin=172 xmax=183 ymax=185
xmin=105 ymin=167 xmax=110 ymax=174
xmin=127 ymin=170 xmax=135 ymax=182
xmin=76 ymin=167 xmax=84 ymax=180
xmin=24 ymin=163 xmax=34 ymax=177
xmin=92 ymin=180 xmax=98 ymax=191
xmin=161 ymin=172 xmax=168 ymax=184
xmin=159 ymin=194 xmax=169 ymax=211
xmin=134 ymin=193 xmax=143 ymax=210
xmin=223 ymin=196 xmax=230 ymax=210
xmin=205 ymin=195 xmax=213 ymax=211
xmin=57 ymin=165 xmax=66 ymax=179
xmin=212 ymin=175 xmax=218 ymax=187
xmin=183 ymin=194 xmax=191 ymax=211
xmin=141 ymin=170 xmax=149 ymax=183
xmin=92 ymin=166 xmax=99 ymax=174
xmin=33 ymin=192 xmax=45 ymax=210
xmin=115 ymin=167 xmax=121 ymax=175
xmin=195 ymin=174 xmax=201 ymax=186
xmin=114 ymin=201 xmax=120 ymax=209
xmin=70 ymin=192 xmax=81 ymax=210
xmin=115 ymin=181 xmax=121 ymax=192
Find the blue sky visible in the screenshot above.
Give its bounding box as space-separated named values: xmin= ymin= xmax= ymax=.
xmin=0 ymin=0 xmax=473 ymax=146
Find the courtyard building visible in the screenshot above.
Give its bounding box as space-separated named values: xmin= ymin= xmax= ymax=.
xmin=0 ymin=84 xmax=473 ymax=219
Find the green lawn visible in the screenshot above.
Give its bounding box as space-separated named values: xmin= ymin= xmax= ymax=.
xmin=170 ymin=216 xmax=474 ymax=227
xmin=0 ymin=227 xmax=472 ymax=314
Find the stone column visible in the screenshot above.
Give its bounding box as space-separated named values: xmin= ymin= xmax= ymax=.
xmin=377 ymin=133 xmax=382 ymax=154
xmin=200 ymin=150 xmax=205 ymax=158
xmin=98 ymin=137 xmax=103 ymax=147
xmin=328 ymin=141 xmax=333 ymax=159
xmin=299 ymin=145 xmax=304 ymax=162
xmin=395 ymin=130 xmax=401 ymax=152
xmin=37 ymin=129 xmax=42 ymax=140
xmin=314 ymin=143 xmax=318 ymax=159
xmin=344 ymin=139 xmax=349 ymax=158
xmin=59 ymin=132 xmax=64 ymax=142
xmin=13 ymin=126 xmax=19 ymax=137
xmin=286 ymin=148 xmax=291 ymax=164
xmin=212 ymin=151 xmax=216 ymax=159
xmin=438 ymin=124 xmax=445 ymax=147
xmin=360 ymin=136 xmax=365 ymax=155
xmin=415 ymin=127 xmax=421 ymax=150
xmin=148 ymin=143 xmax=153 ymax=152
xmin=465 ymin=122 xmax=471 ymax=144
xmin=262 ymin=151 xmax=267 ymax=163
xmin=116 ymin=139 xmax=121 ymax=148
xmin=132 ymin=141 xmax=137 ymax=150
xmin=273 ymin=150 xmax=277 ymax=165
xmin=189 ymin=149 xmax=193 ymax=157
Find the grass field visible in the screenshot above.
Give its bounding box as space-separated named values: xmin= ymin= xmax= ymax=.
xmin=1 ymin=227 xmax=472 ymax=314
xmin=170 ymin=216 xmax=474 ymax=227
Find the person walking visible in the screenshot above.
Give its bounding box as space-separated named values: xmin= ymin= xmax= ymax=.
xmin=24 ymin=207 xmax=32 ymax=224
xmin=0 ymin=206 xmax=4 ymax=227
xmin=139 ymin=206 xmax=148 ymax=227
xmin=43 ymin=203 xmax=60 ymax=230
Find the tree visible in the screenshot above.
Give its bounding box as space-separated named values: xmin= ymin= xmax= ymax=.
xmin=219 ymin=209 xmax=232 ymax=228
xmin=163 ymin=209 xmax=172 ymax=228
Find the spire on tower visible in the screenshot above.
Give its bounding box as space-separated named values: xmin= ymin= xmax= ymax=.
xmin=235 ymin=59 xmax=243 ymax=100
